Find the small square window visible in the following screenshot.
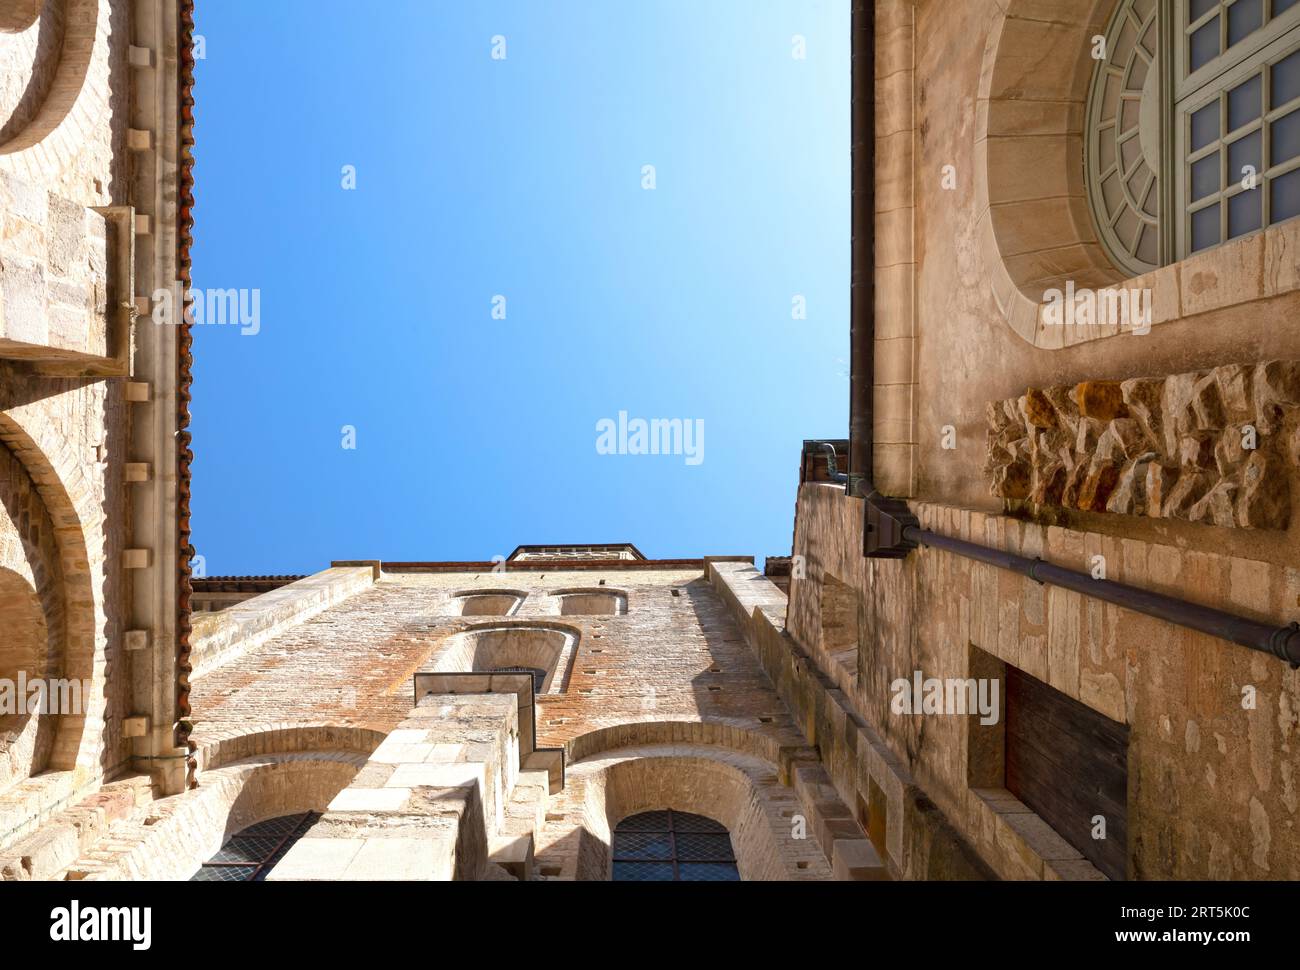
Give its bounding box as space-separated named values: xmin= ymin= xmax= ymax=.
xmin=1274 ymin=48 xmax=1300 ymax=107
xmin=1190 ymin=16 xmax=1222 ymax=71
xmin=1270 ymin=167 xmax=1300 ymax=221
xmin=1191 ymin=100 xmax=1221 ymax=150
xmin=1191 ymin=151 xmax=1222 ymax=199
xmin=1192 ymin=202 xmax=1223 ymax=249
xmin=1227 ymin=128 xmax=1262 ymax=178
xmin=1228 ymin=187 xmax=1263 ymax=236
xmin=1227 ymin=74 xmax=1263 ymax=130
xmin=1272 ymin=108 xmax=1300 ymax=164
xmin=1228 ymin=0 xmax=1264 ymax=47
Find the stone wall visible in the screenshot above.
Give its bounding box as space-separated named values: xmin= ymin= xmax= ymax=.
xmin=0 ymin=437 xmax=66 ymax=795
xmin=0 ymin=0 xmax=161 ymax=847
xmin=892 ymin=0 xmax=1300 ymax=551
xmin=15 ymin=564 xmax=872 ymax=880
xmin=788 ymin=482 xmax=1300 ymax=879
xmin=987 ymin=360 xmax=1300 ymax=529
xmin=188 ymin=565 xmax=374 ymax=679
xmin=265 ymin=693 xmax=513 ymax=882
xmin=0 ymin=171 xmax=111 ymax=361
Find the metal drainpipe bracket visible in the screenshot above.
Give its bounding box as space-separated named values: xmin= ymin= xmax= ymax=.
xmin=863 ymin=491 xmax=920 ymax=559
xmin=1269 ymin=621 xmax=1300 ymax=669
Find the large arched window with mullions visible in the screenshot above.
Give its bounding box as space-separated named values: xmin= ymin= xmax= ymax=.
xmin=610 ymin=810 xmax=740 ymax=881
xmin=1086 ymin=0 xmax=1300 ymax=272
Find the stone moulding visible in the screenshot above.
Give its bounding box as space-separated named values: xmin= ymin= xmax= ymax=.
xmin=985 ymin=360 xmax=1300 ymax=529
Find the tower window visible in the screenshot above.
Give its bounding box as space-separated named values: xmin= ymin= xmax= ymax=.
xmin=611 ymin=810 xmax=740 ymax=881
xmin=555 ymin=589 xmax=627 ymax=615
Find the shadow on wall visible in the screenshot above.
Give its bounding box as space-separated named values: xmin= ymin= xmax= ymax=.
xmin=453 ymin=590 xmax=526 ymax=617
xmin=680 ymin=577 xmax=789 ymax=723
xmin=0 ymin=566 xmax=51 ymax=795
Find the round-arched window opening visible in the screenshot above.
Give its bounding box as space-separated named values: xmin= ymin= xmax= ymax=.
xmin=190 ymin=812 xmax=319 ymax=882
xmin=554 ymin=589 xmax=627 ymax=616
xmin=1085 ymin=0 xmax=1300 ymax=272
xmin=610 ymin=810 xmax=740 ymax=882
xmin=431 ymin=623 xmax=578 ymax=694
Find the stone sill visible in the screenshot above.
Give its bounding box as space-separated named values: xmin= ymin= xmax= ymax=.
xmin=971 ymin=787 xmax=1108 ymax=881
xmin=1004 ymin=211 xmax=1300 ymax=349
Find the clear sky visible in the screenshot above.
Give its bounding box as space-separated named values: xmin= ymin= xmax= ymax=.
xmin=189 ymin=0 xmax=849 ymax=575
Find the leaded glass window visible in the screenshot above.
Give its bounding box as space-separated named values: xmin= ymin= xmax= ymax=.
xmin=190 ymin=812 xmax=318 ymax=882
xmin=1086 ymin=0 xmax=1300 ymax=268
xmin=610 ymin=810 xmax=740 ymax=882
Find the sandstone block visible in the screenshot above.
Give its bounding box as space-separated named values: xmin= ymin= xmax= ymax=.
xmin=1215 ymin=363 xmax=1255 ymax=421
xmin=1178 ymin=432 xmax=1217 ymax=469
xmin=1074 ymin=381 xmax=1128 ymax=420
xmin=1190 ymin=373 xmax=1227 ymax=431
xmin=1187 ymin=480 xmax=1238 ymax=527
xmin=1022 ymin=388 xmax=1057 ymax=429
xmin=1252 ymin=360 xmax=1300 ymax=433
xmin=1236 ymin=451 xmax=1289 ymax=529
xmin=1121 ymin=377 xmax=1166 ymax=453
xmin=1077 ymin=460 xmax=1120 ymax=512
xmin=1161 ymin=471 xmax=1211 ymax=519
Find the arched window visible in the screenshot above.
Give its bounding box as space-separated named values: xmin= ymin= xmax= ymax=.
xmin=610 ymin=810 xmax=740 ymax=882
xmin=432 ymin=624 xmax=577 ymax=694
xmin=553 ymin=588 xmax=627 ymax=616
xmin=1086 ymin=0 xmax=1300 ymax=270
xmin=191 ymin=812 xmax=318 ymax=882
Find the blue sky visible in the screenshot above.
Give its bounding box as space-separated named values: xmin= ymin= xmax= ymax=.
xmin=189 ymin=0 xmax=849 ymax=574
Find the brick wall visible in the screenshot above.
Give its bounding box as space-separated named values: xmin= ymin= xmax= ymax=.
xmin=121 ymin=565 xmax=871 ymax=880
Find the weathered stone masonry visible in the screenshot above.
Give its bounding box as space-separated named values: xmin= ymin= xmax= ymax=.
xmin=2 ymin=562 xmax=882 ymax=880
xmin=788 ymin=482 xmax=1300 ymax=880
xmin=987 ymin=360 xmax=1300 ymax=529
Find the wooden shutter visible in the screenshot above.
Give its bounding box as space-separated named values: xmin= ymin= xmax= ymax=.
xmin=1005 ymin=666 xmax=1130 ymax=880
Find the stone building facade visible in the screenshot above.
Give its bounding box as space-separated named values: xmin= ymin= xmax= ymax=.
xmin=0 ymin=0 xmax=191 ymax=870
xmin=788 ymin=0 xmax=1300 ymax=881
xmin=2 ymin=549 xmax=877 ymax=881
xmin=3 ymin=0 xmax=1300 ymax=883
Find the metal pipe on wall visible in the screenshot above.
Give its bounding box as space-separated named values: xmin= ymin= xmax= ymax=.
xmin=908 ymin=525 xmax=1300 ymax=668
xmin=848 ymin=0 xmax=874 ymax=498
